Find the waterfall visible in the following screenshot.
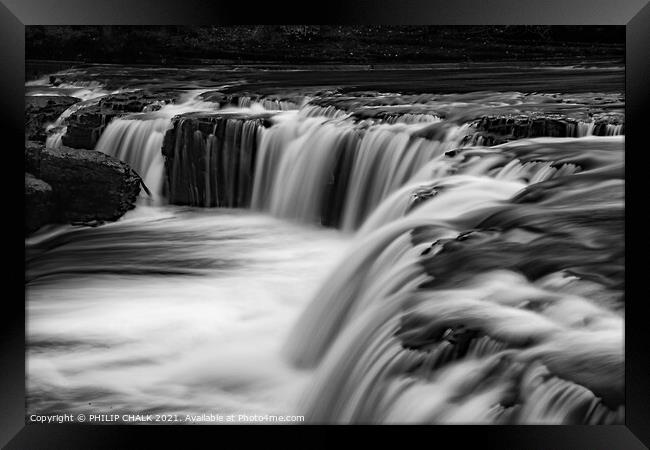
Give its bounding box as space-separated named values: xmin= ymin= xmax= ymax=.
xmin=56 ymin=93 xmax=623 ymax=232
xmin=575 ymin=121 xmax=624 ymax=137
xmin=44 ymin=96 xmax=106 ymax=149
xmin=165 ymin=115 xmax=264 ymax=207
xmin=385 ymin=113 xmax=441 ymax=124
xmin=150 ymin=104 xmax=622 ymax=233
xmin=45 ymin=129 xmax=66 ymax=149
xmin=92 ymin=92 xmax=222 ymax=203
xmin=299 ymin=105 xmax=349 ymax=119
xmin=251 ymin=112 xmax=473 ymax=230
xmin=95 ymin=117 xmax=170 ymax=201
xmin=26 ymin=63 xmax=626 ymax=426
xmin=605 ymin=123 xmax=624 ymax=135
xmin=576 ymin=121 xmax=596 ymax=137
xmin=237 ymin=95 xmax=299 ymax=111
xmin=283 ymin=135 xmax=624 ymax=424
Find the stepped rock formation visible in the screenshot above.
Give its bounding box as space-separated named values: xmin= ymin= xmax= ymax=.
xmin=61 ymin=91 xmax=172 ymax=149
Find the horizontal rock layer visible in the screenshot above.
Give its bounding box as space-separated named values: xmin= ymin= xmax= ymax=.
xmin=469 ymin=115 xmax=624 ymax=146
xmin=62 ymin=91 xmax=173 ymax=149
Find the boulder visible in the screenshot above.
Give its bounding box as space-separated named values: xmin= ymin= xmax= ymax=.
xmin=25 ymin=95 xmax=80 ymax=142
xmin=25 ymin=141 xmax=44 ymax=176
xmin=37 ymin=144 xmax=142 ymax=224
xmin=25 ymin=173 xmax=54 ymax=235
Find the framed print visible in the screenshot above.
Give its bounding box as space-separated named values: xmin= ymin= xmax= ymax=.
xmin=3 ymin=0 xmax=649 ymax=447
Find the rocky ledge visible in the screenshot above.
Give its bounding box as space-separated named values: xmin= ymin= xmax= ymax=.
xmin=25 ymin=142 xmax=143 ymax=235
xmin=61 ymin=91 xmax=173 ymax=149
xmin=25 ymin=95 xmax=80 ymax=142
xmin=467 ymin=115 xmax=624 ymax=146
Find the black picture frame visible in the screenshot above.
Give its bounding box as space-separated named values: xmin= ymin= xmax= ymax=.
xmin=3 ymin=1 xmax=649 ymax=448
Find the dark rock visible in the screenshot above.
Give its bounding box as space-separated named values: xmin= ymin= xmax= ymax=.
xmin=39 ymin=145 xmax=142 ymax=223
xmin=162 ymin=112 xmax=272 ymax=207
xmin=462 ymin=132 xmax=509 ymax=147
xmin=198 ymin=91 xmax=233 ymax=106
xmin=62 ymin=91 xmax=174 ymax=149
xmin=198 ymin=91 xmax=300 ymax=109
xmin=409 ymin=185 xmax=440 ymax=210
xmin=25 ymin=141 xmax=44 ymax=176
xmin=474 ymin=116 xmax=563 ymax=140
xmin=60 ymin=108 xmax=113 ymax=149
xmin=25 ymin=95 xmax=80 ymax=142
xmin=25 ymin=173 xmax=54 ymax=235
xmin=473 ymin=114 xmax=624 ymax=142
xmin=99 ymin=91 xmax=171 ymax=113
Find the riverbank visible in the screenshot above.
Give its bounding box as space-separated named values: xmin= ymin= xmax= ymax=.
xmin=26 ymin=26 xmax=624 ymax=66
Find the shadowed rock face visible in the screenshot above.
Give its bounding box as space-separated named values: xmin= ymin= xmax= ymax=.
xmin=161 ymin=113 xmax=272 ymax=207
xmin=25 ymin=173 xmax=54 ymax=235
xmin=25 ymin=141 xmax=44 ymax=176
xmin=25 ymin=95 xmax=80 ymax=142
xmin=61 ymin=91 xmax=173 ymax=149
xmin=25 ymin=143 xmax=143 ymax=233
xmin=469 ymin=115 xmax=624 ymax=145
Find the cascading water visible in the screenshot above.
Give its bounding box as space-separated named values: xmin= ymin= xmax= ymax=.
xmin=93 ymin=92 xmax=222 ymax=203
xmin=386 ymin=113 xmax=442 ymax=124
xmin=575 ymin=121 xmax=624 ymax=138
xmin=251 ymin=112 xmax=473 ymax=229
xmin=605 ymin=123 xmax=624 ymax=136
xmin=283 ymin=135 xmax=624 ymax=424
xmin=92 ymin=93 xmax=304 ymax=205
xmin=576 ymin=121 xmax=596 ymax=137
xmin=299 ymin=104 xmax=349 ymax=119
xmin=44 ymin=96 xmax=107 ymax=149
xmin=26 ymin=65 xmax=625 ymax=425
xmin=95 ymin=117 xmax=170 ymax=201
xmin=26 ymin=76 xmax=115 ymax=101
xmin=237 ymin=95 xmax=299 ymax=111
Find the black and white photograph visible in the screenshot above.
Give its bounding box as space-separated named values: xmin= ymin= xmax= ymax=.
xmin=24 ymin=25 xmax=626 ymax=426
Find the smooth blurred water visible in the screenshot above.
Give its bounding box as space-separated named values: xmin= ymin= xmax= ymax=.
xmin=26 ymin=207 xmax=350 ymax=419
xmin=25 ymin=63 xmax=624 ymax=424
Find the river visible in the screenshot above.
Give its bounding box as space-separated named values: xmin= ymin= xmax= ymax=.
xmin=25 ymin=63 xmax=624 ymax=424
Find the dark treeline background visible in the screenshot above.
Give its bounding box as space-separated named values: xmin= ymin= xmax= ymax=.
xmin=26 ymin=26 xmax=625 ymax=65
